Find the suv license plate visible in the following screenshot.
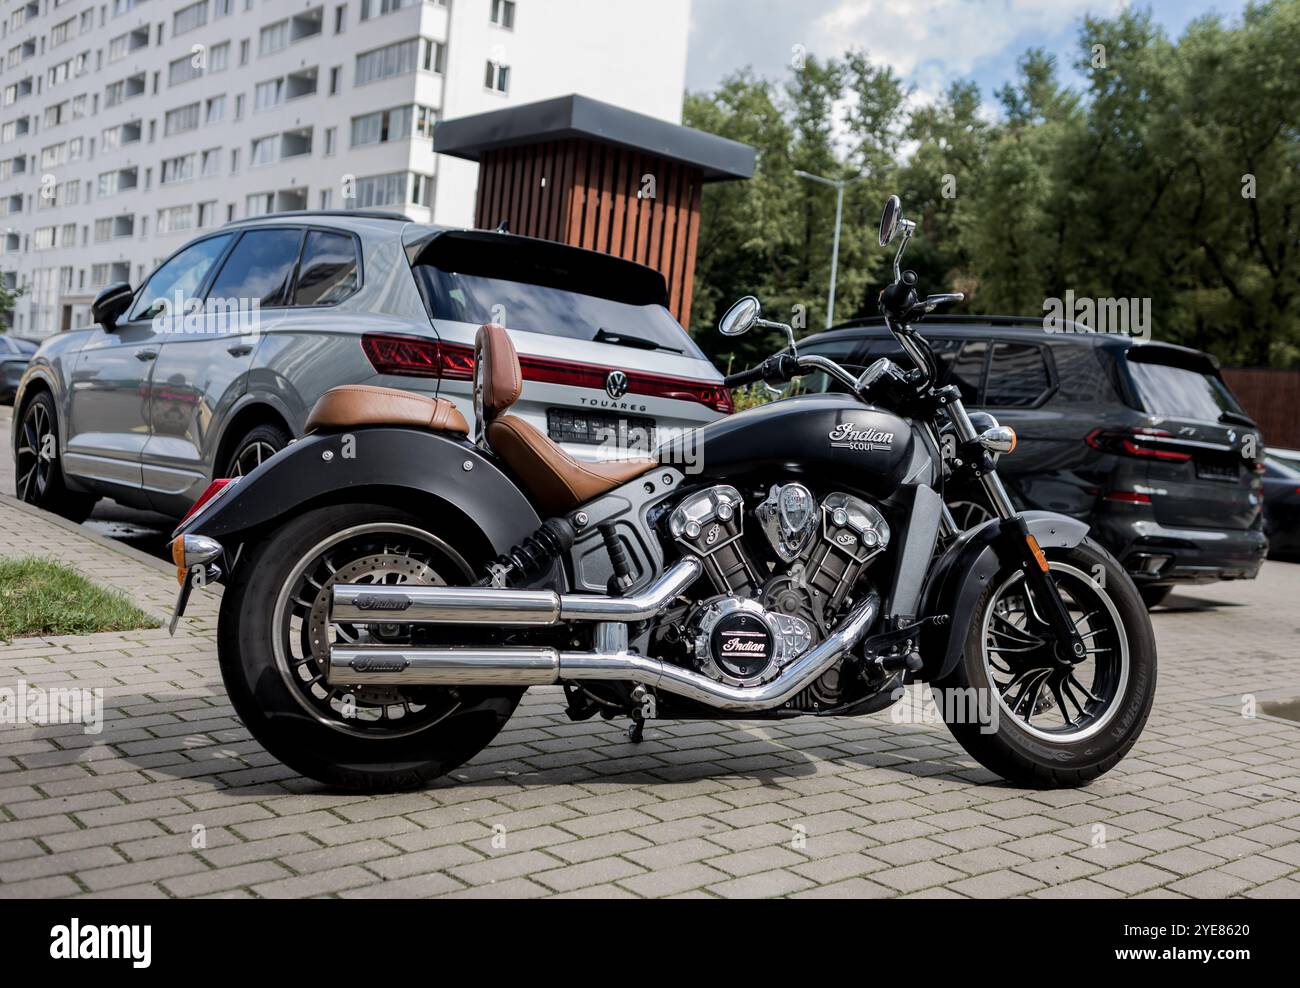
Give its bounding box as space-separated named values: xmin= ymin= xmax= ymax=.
xmin=547 ymin=408 xmax=657 ymax=453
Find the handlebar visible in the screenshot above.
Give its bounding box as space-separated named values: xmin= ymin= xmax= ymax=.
xmin=723 ymin=364 xmax=766 ymax=388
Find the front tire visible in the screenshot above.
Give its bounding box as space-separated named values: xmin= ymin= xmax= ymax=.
xmin=935 ymin=539 xmax=1156 ymax=788
xmin=217 ymin=503 xmax=523 ymax=791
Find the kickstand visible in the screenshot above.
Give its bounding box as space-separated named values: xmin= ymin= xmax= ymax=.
xmin=626 ymin=718 xmax=645 ymax=744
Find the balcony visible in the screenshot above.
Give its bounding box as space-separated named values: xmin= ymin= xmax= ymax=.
xmin=275 ymin=188 xmax=308 ymax=212
xmin=279 ymin=128 xmax=313 ymax=159
xmin=285 ymin=67 xmax=319 ymax=100
xmin=289 ymin=8 xmax=324 ymax=43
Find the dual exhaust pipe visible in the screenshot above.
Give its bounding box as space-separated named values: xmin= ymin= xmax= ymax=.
xmin=326 ymin=555 xmax=880 ymax=712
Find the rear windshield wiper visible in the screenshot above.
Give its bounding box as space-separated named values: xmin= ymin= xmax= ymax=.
xmin=1218 ymin=410 xmax=1256 ymax=428
xmin=594 ymin=328 xmax=682 ymax=354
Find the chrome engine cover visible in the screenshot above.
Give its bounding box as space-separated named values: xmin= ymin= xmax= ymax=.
xmin=668 ymin=485 xmax=757 ymax=595
xmin=687 ymin=596 xmax=815 ymax=688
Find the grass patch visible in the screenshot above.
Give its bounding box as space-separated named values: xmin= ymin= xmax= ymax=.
xmin=0 ymin=557 xmax=159 ymax=641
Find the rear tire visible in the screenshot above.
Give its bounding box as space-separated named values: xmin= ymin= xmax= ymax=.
xmin=217 ymin=503 xmax=523 ymax=791
xmin=935 ymin=539 xmax=1157 ymax=788
xmin=13 ymin=390 xmax=98 ymax=523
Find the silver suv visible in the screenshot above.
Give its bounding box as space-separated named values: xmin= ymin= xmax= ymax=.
xmin=11 ymin=212 xmax=729 ymax=520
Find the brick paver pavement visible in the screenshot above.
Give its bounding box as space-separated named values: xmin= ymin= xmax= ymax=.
xmin=1 ymin=425 xmax=1298 ymax=897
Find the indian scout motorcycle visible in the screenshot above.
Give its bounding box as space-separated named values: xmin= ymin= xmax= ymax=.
xmin=169 ymin=196 xmax=1156 ymax=792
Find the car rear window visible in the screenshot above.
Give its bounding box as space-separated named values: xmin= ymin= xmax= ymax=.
xmin=1126 ymin=357 xmax=1244 ymax=421
xmin=416 ymin=267 xmax=704 ymax=359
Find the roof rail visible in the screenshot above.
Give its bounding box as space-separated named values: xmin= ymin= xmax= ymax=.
xmin=223 ymin=209 xmax=411 ymax=226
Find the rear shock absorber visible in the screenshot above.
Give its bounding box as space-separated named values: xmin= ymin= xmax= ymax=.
xmin=476 ymin=517 xmax=576 ymax=588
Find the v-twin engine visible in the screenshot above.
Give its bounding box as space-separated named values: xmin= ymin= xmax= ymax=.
xmin=666 ymin=484 xmax=890 ymax=698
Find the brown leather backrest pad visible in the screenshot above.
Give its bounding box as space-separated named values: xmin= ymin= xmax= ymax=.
xmin=305 ymin=384 xmax=469 ymax=435
xmin=475 ymin=323 xmax=522 ymax=421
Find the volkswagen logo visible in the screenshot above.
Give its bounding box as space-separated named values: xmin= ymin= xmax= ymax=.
xmin=605 ymin=370 xmax=630 ymax=400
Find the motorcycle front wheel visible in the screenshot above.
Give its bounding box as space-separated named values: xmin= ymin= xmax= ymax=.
xmin=217 ymin=503 xmax=523 ymax=792
xmin=934 ymin=539 xmax=1157 ymax=788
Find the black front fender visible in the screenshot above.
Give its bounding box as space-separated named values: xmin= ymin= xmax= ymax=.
xmin=181 ymin=427 xmax=544 ymax=565
xmin=918 ymin=510 xmax=1091 ymax=681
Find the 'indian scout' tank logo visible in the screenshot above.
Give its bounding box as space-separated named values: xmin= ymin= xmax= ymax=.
xmin=828 ymin=422 xmax=895 ymax=452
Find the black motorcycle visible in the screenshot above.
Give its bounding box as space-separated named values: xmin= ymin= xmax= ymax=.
xmin=170 ymin=195 xmax=1156 ymax=792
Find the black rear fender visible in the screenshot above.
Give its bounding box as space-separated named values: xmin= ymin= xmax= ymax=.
xmin=918 ymin=510 xmax=1091 ymax=681
xmin=181 ymin=427 xmax=545 ymax=577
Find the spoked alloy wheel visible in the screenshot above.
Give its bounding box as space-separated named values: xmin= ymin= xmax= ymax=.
xmin=948 ymin=499 xmax=994 ymax=532
xmin=218 ymin=504 xmax=526 ymax=791
xmin=273 ymin=523 xmax=471 ymax=739
xmin=935 ymin=539 xmax=1156 ymax=788
xmin=15 ymin=396 xmax=53 ymax=502
xmin=230 ymin=439 xmax=280 ymax=477
xmin=14 ymin=391 xmax=97 ymax=521
xmin=981 ymin=562 xmax=1129 ymax=743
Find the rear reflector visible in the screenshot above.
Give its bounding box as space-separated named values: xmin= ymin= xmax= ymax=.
xmin=1086 ymin=427 xmax=1193 ymax=462
xmin=175 ymin=477 xmax=238 ymax=534
xmin=361 ymin=334 xmax=733 ymax=414
xmin=1104 ymin=490 xmax=1153 ymax=504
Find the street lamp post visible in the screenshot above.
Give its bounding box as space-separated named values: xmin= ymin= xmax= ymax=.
xmin=795 ymin=170 xmax=868 ymax=329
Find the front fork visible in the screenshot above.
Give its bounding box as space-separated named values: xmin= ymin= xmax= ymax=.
xmin=943 ymin=395 xmax=1088 ymax=665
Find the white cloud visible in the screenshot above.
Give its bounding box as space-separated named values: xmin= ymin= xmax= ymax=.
xmin=811 ymin=0 xmax=1127 ymax=82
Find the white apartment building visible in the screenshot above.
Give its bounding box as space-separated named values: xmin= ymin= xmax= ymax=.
xmin=0 ymin=0 xmax=690 ymax=337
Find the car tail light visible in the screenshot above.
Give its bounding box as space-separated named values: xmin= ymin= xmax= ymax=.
xmin=1086 ymin=427 xmax=1193 ymax=462
xmin=174 ymin=477 xmax=239 ymax=534
xmin=362 ymin=334 xmax=734 ymax=414
xmin=1103 ymin=490 xmax=1153 ymax=504
xmin=361 ymin=333 xmax=474 ymax=380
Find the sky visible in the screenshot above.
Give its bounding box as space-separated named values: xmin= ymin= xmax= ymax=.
xmin=686 ymin=0 xmax=1253 ymax=109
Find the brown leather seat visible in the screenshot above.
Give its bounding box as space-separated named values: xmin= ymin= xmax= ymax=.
xmin=305 ymin=384 xmax=469 ymax=436
xmin=475 ymin=323 xmax=657 ymax=515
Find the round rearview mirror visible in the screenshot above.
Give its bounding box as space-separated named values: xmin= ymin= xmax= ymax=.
xmin=719 ymin=295 xmax=761 ymax=337
xmin=879 ymin=195 xmax=902 ymax=247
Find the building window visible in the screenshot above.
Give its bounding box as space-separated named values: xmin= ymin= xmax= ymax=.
xmin=349 ymin=172 xmax=406 ymax=208
xmin=251 ymin=136 xmax=277 ymax=167
xmin=157 ymin=204 xmax=194 ymax=234
xmin=361 ymin=0 xmax=419 ymax=18
xmin=324 ymin=127 xmax=337 ymax=156
xmin=329 ymin=66 xmax=341 ymax=95
xmin=484 ymin=60 xmax=510 ymax=93
xmin=350 ymin=106 xmax=412 ymax=147
xmin=173 ymin=0 xmax=209 ymax=37
xmin=197 ymin=200 xmax=218 ymax=227
xmin=422 ymin=39 xmax=445 ymax=73
xmin=355 ymin=39 xmax=428 ymax=85
xmin=334 ymin=3 xmax=346 ymax=33
xmin=164 ymin=102 xmax=201 ymax=136
xmin=490 ymin=0 xmax=515 ymax=29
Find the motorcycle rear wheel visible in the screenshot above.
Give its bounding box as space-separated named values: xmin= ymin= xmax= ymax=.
xmin=934 ymin=539 xmax=1156 ymax=788
xmin=217 ymin=503 xmax=523 ymax=792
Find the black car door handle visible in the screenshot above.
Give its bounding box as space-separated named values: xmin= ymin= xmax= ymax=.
xmin=227 ymin=343 xmax=253 ymax=357
xmin=136 ymin=349 xmax=158 ymax=362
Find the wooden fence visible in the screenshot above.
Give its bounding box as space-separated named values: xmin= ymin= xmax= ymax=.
xmin=1221 ymin=368 xmax=1300 ymax=449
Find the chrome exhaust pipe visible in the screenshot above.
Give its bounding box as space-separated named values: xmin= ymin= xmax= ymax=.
xmin=330 ymin=557 xmax=702 ymax=626
xmin=325 ymin=593 xmax=880 ymax=712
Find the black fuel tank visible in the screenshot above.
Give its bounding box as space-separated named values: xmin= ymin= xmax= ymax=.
xmin=660 ymin=394 xmax=924 ymax=498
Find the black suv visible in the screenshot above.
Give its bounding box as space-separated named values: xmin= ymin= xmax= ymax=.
xmin=797 ymin=316 xmax=1268 ymax=607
